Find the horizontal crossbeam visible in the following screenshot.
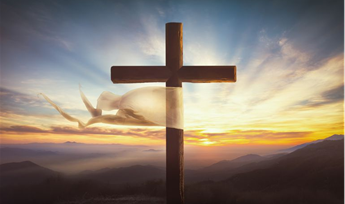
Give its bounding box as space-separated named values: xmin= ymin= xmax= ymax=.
xmin=111 ymin=66 xmax=170 ymax=83
xmin=111 ymin=66 xmax=236 ymax=83
xmin=179 ymin=66 xmax=236 ymax=83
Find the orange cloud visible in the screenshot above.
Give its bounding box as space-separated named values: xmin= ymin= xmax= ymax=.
xmin=0 ymin=125 xmax=324 ymax=146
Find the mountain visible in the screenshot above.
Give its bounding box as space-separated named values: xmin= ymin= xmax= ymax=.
xmin=326 ymin=134 xmax=345 ymax=140
xmin=184 ymin=153 xmax=287 ymax=183
xmin=0 ymin=161 xmax=60 ymax=186
xmin=280 ymin=134 xmax=344 ymax=153
xmin=225 ymin=139 xmax=344 ymax=199
xmin=201 ymin=154 xmax=264 ymax=172
xmin=188 ymin=138 xmax=343 ymax=183
xmin=63 ymin=141 xmax=82 ymax=144
xmin=79 ymin=165 xmax=165 ymax=184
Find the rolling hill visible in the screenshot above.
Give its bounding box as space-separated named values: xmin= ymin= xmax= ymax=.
xmin=201 ymin=154 xmax=264 ymax=172
xmin=0 ymin=161 xmax=60 ymax=186
xmin=226 ymin=139 xmax=344 ymax=198
xmin=280 ymin=134 xmax=344 ymax=153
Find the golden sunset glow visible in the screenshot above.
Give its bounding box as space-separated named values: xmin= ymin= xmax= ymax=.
xmin=0 ymin=0 xmax=343 ymax=150
xmin=199 ymin=138 xmax=216 ymax=146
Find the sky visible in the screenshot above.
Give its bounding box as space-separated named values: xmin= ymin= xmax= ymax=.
xmin=0 ymin=0 xmax=344 ymax=149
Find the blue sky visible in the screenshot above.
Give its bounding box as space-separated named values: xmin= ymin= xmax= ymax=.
xmin=0 ymin=0 xmax=343 ymax=145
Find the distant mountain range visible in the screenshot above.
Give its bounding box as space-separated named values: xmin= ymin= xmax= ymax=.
xmin=201 ymin=154 xmax=264 ymax=172
xmin=280 ymin=134 xmax=344 ymax=153
xmin=1 ymin=135 xmax=343 ymax=187
xmin=191 ymin=135 xmax=344 ymax=176
xmin=225 ymin=139 xmax=344 ymax=199
xmin=192 ymin=134 xmax=344 ymax=182
xmin=0 ymin=147 xmax=110 ymax=166
xmin=201 ymin=134 xmax=344 ymax=175
xmin=0 ymin=142 xmax=154 ymax=172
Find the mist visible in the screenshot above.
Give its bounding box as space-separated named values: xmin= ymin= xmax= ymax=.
xmin=0 ymin=141 xmax=289 ymax=174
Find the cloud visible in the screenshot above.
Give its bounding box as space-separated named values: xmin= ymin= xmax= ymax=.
xmin=1 ymin=1 xmax=74 ymax=51
xmin=1 ymin=29 xmax=343 ymax=145
xmin=0 ymin=125 xmax=166 ymax=140
xmin=0 ymin=124 xmax=313 ymax=145
xmin=186 ymin=129 xmax=315 ymax=146
xmin=299 ymin=84 xmax=344 ymax=108
xmin=0 ymin=87 xmax=47 ymax=114
xmin=50 ymin=126 xmax=166 ymax=139
xmin=1 ymin=1 xmax=342 ymax=146
xmin=0 ymin=87 xmax=43 ymax=106
xmin=185 ymin=129 xmax=311 ymax=142
xmin=0 ymin=86 xmax=100 ymax=127
xmin=180 ymin=29 xmax=344 ymax=136
xmin=138 ymin=15 xmax=165 ymax=62
xmin=0 ymin=125 xmax=46 ymax=133
xmin=322 ymin=85 xmax=344 ymax=102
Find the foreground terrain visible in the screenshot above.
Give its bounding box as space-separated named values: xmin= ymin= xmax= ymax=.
xmin=0 ymin=139 xmax=343 ymax=204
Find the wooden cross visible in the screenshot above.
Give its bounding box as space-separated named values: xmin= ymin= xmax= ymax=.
xmin=111 ymin=22 xmax=236 ymax=204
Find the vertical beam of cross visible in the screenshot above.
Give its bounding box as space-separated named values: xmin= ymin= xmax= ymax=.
xmin=165 ymin=23 xmax=184 ymax=204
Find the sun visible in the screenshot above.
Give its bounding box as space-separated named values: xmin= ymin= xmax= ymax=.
xmin=199 ymin=138 xmax=216 ymax=146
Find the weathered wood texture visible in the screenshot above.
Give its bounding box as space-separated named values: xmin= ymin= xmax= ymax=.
xmin=179 ymin=66 xmax=236 ymax=82
xmin=111 ymin=66 xmax=170 ymax=83
xmin=111 ymin=65 xmax=236 ymax=83
xmin=165 ymin=22 xmax=184 ymax=204
xmin=166 ymin=22 xmax=183 ymax=73
xmin=166 ymin=127 xmax=184 ymax=204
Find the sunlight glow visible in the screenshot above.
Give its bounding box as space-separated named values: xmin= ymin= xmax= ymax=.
xmin=199 ymin=138 xmax=217 ymax=146
xmin=0 ymin=3 xmax=343 ymax=146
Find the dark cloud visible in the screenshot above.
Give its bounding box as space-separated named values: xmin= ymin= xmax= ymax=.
xmin=300 ymin=84 xmax=344 ymax=108
xmin=322 ymin=84 xmax=344 ymax=103
xmin=0 ymin=125 xmax=46 ymax=133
